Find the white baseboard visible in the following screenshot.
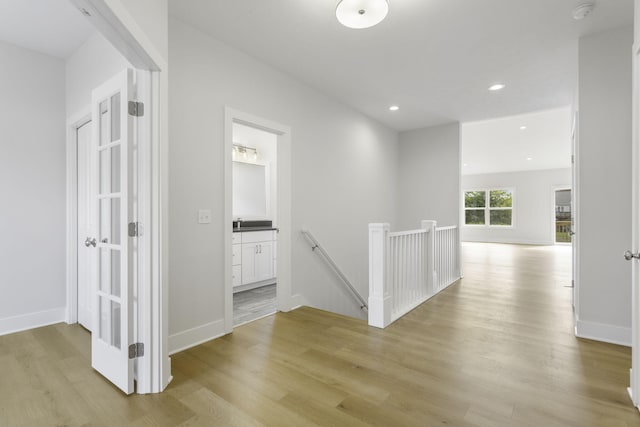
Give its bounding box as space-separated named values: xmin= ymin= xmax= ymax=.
xmin=0 ymin=307 xmax=66 ymax=336
xmin=462 ymin=238 xmax=554 ymax=246
xmin=289 ymin=294 xmax=307 ymax=310
xmin=168 ymin=319 xmax=226 ymax=355
xmin=575 ymin=319 xmax=631 ymax=347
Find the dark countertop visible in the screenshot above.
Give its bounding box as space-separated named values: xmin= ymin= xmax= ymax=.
xmin=233 ymin=227 xmax=278 ymax=233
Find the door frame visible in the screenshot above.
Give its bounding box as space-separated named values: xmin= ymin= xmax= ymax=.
xmin=65 ymin=0 xmax=169 ymax=393
xmin=224 ymin=108 xmax=293 ymax=333
xmin=551 ymin=186 xmax=572 ymax=245
xmin=571 ymin=109 xmax=581 ymax=332
xmin=629 ymin=37 xmax=640 ymax=410
xmin=66 ymin=107 xmax=92 ymax=326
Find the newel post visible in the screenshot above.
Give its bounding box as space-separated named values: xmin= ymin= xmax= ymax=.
xmin=421 ymin=220 xmax=437 ymax=295
xmin=368 ymin=223 xmax=390 ymax=328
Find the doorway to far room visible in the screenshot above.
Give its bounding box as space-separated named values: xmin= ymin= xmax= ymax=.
xmin=555 ymin=188 xmax=572 ymax=244
xmin=231 ymin=123 xmax=278 ymax=326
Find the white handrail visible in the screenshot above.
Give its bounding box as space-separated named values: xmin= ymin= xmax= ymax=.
xmin=301 ymin=229 xmax=368 ymax=311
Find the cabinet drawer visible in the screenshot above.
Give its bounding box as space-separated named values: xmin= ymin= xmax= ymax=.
xmin=232 ymin=265 xmax=241 ymax=287
xmin=232 ymin=233 xmax=241 ymax=245
xmin=241 ymin=230 xmax=274 ymax=244
xmin=232 ymin=244 xmax=242 ymax=266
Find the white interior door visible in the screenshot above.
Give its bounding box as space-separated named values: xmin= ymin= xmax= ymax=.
xmin=89 ymin=69 xmax=136 ymax=395
xmin=77 ymin=120 xmax=93 ymax=330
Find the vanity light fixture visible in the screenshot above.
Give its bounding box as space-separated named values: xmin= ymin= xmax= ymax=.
xmin=233 ymin=144 xmax=258 ymax=162
xmin=336 ymin=0 xmax=389 ymax=29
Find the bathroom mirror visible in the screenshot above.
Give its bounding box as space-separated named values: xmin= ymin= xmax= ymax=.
xmin=232 ymin=161 xmax=268 ymax=218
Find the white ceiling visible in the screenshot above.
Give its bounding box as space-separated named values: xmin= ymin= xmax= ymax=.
xmin=462 ymin=107 xmax=572 ymax=176
xmin=169 ymin=0 xmax=633 ymax=132
xmin=0 ymin=0 xmax=93 ymax=58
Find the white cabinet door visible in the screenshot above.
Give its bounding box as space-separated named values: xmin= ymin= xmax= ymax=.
xmin=232 ymin=265 xmax=242 ymax=287
xmin=89 ymin=69 xmax=136 ymax=395
xmin=255 ymin=241 xmax=274 ymax=282
xmin=241 ymin=244 xmax=257 ymax=285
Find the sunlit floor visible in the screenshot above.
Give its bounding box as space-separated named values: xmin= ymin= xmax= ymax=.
xmin=1 ymin=242 xmax=637 ymax=426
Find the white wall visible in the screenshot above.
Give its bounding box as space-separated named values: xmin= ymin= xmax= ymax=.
xmin=0 ymin=41 xmax=66 ymax=334
xmin=168 ymin=18 xmax=398 ymax=350
xmin=397 ymin=123 xmax=461 ymax=230
xmin=577 ymin=25 xmax=633 ymax=345
xmin=461 ymin=168 xmax=571 ymax=245
xmin=66 ymin=32 xmax=132 ymax=116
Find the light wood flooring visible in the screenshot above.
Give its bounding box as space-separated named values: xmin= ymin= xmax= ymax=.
xmin=1 ymin=242 xmax=639 ymax=426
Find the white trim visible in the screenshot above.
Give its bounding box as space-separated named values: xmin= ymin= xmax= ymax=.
xmin=571 ymin=109 xmax=580 ymax=330
xmin=0 ymin=308 xmax=66 ymax=336
xmin=66 ymin=0 xmax=169 ymax=393
xmin=68 ymin=0 xmax=160 ymax=71
xmin=575 ymin=319 xmax=632 ymax=347
xmin=290 ymin=294 xmax=308 ymax=310
xmin=224 ymin=108 xmax=293 ymax=335
xmin=630 ymin=40 xmax=640 ymax=407
xmin=461 ymin=238 xmax=554 ymax=246
xmin=66 ymin=108 xmax=92 ymax=325
xmin=168 ymin=319 xmax=225 ymax=355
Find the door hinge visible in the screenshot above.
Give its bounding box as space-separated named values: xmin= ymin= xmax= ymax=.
xmin=129 ymin=342 xmax=144 ymax=359
xmin=128 ymin=222 xmax=142 ymax=237
xmin=571 ymin=154 xmax=575 ymax=164
xmin=128 ymin=101 xmax=144 ymax=117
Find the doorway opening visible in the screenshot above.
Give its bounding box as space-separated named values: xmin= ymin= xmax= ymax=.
xmin=231 ymin=123 xmax=278 ymax=326
xmin=75 ymin=116 xmax=93 ymax=331
xmin=224 ymin=108 xmax=293 ymax=333
xmin=555 ymin=188 xmax=572 ymax=244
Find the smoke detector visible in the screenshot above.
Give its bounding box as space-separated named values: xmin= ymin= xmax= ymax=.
xmin=572 ymin=3 xmax=595 ymax=20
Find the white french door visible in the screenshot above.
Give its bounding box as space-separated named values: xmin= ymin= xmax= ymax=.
xmin=88 ymin=69 xmax=137 ymax=395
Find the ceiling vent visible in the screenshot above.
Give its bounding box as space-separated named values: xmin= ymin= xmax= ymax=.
xmin=572 ymin=3 xmax=595 ymax=20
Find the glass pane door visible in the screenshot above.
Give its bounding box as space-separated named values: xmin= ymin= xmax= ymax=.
xmin=90 ymin=69 xmax=135 ymax=395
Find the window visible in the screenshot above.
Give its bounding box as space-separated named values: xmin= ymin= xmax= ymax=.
xmin=464 ymin=189 xmax=513 ymax=226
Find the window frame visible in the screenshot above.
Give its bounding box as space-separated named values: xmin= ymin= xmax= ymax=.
xmin=463 ymin=187 xmax=515 ymax=228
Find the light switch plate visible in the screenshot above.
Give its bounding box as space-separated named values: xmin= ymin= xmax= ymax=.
xmin=198 ymin=209 xmax=212 ymax=224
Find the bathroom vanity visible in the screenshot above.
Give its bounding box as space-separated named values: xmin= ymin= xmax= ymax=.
xmin=232 ymin=221 xmax=277 ymax=293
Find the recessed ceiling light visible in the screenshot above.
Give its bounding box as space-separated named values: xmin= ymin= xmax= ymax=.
xmin=488 ymin=83 xmax=506 ymax=91
xmin=389 ymin=105 xmax=399 ymax=111
xmin=520 ymin=126 xmax=527 ymax=130
xmin=463 ymin=163 xmax=468 ymax=167
xmin=526 ymin=157 xmax=533 ymax=161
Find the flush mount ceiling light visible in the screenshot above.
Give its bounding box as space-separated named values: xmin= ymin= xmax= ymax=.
xmin=488 ymin=83 xmax=506 ymax=91
xmin=520 ymin=125 xmax=527 ymax=130
xmin=336 ymin=0 xmax=389 ymax=29
xmin=389 ymin=105 xmax=399 ymax=111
